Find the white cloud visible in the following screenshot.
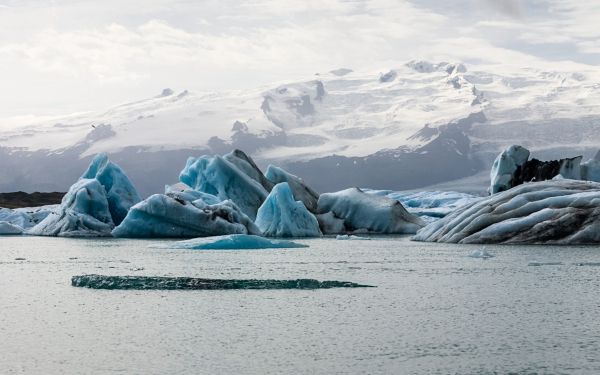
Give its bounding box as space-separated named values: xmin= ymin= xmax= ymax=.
xmin=0 ymin=0 xmax=598 ymax=120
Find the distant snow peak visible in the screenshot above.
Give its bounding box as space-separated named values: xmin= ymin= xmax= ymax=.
xmin=379 ymin=70 xmax=397 ymax=83
xmin=159 ymin=88 xmax=174 ymax=97
xmin=330 ymin=68 xmax=353 ymax=76
xmin=405 ymin=60 xmax=467 ymax=75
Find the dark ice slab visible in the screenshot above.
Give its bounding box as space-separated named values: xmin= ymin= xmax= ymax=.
xmin=71 ymin=274 xmax=374 ymax=290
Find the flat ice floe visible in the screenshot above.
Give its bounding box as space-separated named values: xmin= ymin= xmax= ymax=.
xmin=414 ymin=180 xmax=600 ymax=244
xmin=152 ymin=234 xmax=308 ymax=250
xmin=71 ymin=274 xmax=373 ymax=290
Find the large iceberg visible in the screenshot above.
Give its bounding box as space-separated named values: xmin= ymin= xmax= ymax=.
xmin=316 ymin=187 xmax=425 ymax=234
xmin=414 ymin=179 xmax=600 ymax=244
xmin=112 ymin=194 xmax=259 ymax=238
xmin=27 ymin=179 xmax=115 ymax=237
xmin=255 ymin=182 xmax=321 ymax=237
xmin=152 ymin=234 xmax=308 ymax=250
xmin=179 ymin=152 xmax=268 ymax=220
xmin=80 ymin=153 xmax=141 ymax=225
xmin=489 ymin=145 xmax=594 ymax=194
xmin=265 ymin=165 xmax=319 ymax=213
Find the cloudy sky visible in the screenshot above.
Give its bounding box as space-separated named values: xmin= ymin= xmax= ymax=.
xmin=0 ymin=0 xmax=598 ymax=121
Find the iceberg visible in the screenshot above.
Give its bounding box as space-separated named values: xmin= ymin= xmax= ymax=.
xmin=363 ymin=189 xmax=480 ymax=221
xmin=581 ymin=150 xmax=600 ymax=182
xmin=255 ymin=182 xmax=321 ymax=237
xmin=336 ymin=234 xmax=370 ymax=240
xmin=112 ymin=194 xmax=259 ymax=238
xmin=179 ymin=153 xmax=268 ymax=220
xmin=223 ymin=149 xmax=274 ymax=192
xmin=490 ymin=145 xmax=530 ymax=194
xmin=0 ymin=205 xmax=58 ymax=230
xmin=265 ymin=165 xmax=319 ymax=213
xmin=316 ymin=187 xmax=426 ymax=234
xmin=27 ymin=179 xmax=115 ymax=237
xmin=414 ymin=179 xmax=600 ymax=244
xmin=164 ymin=182 xmax=221 ymax=205
xmin=80 ymin=153 xmax=141 ymax=225
xmin=153 ymin=234 xmax=308 ymax=250
xmin=0 ymin=222 xmax=23 ymax=235
xmin=71 ymin=274 xmax=374 ymax=290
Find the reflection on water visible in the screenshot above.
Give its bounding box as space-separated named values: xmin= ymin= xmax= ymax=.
xmin=1 ymin=235 xmax=600 ymax=374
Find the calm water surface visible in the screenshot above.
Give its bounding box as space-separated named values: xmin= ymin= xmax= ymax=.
xmin=1 ymin=236 xmax=600 ymax=374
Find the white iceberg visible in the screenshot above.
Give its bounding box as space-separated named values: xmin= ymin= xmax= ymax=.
xmin=414 ymin=179 xmax=600 ymax=244
xmin=0 ymin=205 xmax=58 ymax=230
xmin=363 ymin=189 xmax=480 ymax=221
xmin=490 ymin=145 xmax=530 ymax=194
xmin=152 ymin=234 xmax=308 ymax=250
xmin=179 ymin=153 xmax=268 ymax=220
xmin=112 ymin=194 xmax=260 ymax=238
xmin=80 ymin=153 xmax=141 ymax=225
xmin=27 ymin=179 xmax=115 ymax=237
xmin=255 ymin=182 xmax=321 ymax=237
xmin=265 ymin=165 xmax=319 ymax=213
xmin=336 ymin=234 xmax=370 ymax=240
xmin=468 ymin=249 xmax=494 ymax=258
xmin=316 ymin=187 xmax=425 ymax=234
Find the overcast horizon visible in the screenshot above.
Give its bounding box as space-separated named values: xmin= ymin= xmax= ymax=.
xmin=0 ymin=0 xmax=599 ymax=123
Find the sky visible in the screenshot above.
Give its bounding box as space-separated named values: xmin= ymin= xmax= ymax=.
xmin=0 ymin=0 xmax=599 ymax=122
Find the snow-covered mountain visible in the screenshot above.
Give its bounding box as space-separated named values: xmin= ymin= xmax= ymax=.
xmin=1 ymin=60 xmax=600 ymax=196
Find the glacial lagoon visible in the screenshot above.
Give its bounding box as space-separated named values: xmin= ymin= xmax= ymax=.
xmin=2 ymin=235 xmax=600 ymax=374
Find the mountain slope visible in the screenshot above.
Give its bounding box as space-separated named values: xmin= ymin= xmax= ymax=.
xmin=1 ymin=60 xmax=599 ymax=196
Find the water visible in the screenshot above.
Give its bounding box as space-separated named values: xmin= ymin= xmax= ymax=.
xmin=2 ymin=236 xmax=600 ymax=374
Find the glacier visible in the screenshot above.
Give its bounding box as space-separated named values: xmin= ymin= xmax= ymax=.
xmin=255 ymin=182 xmax=321 ymax=237
xmin=112 ymin=193 xmax=259 ymax=238
xmin=80 ymin=153 xmax=141 ymax=225
xmin=265 ymin=165 xmax=319 ymax=213
xmin=413 ymin=180 xmax=600 ymax=244
xmin=316 ymin=187 xmax=425 ymax=234
xmin=152 ymin=234 xmax=308 ymax=250
xmin=179 ymin=152 xmax=268 ymax=220
xmin=27 ymin=179 xmax=115 ymax=237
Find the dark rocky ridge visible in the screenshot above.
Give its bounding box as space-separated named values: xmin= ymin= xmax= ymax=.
xmin=0 ymin=191 xmax=64 ymax=209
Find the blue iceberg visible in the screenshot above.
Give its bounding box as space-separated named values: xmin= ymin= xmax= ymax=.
xmin=0 ymin=221 xmax=24 ymax=235
xmin=27 ymin=179 xmax=115 ymax=237
xmin=112 ymin=194 xmax=260 ymax=238
xmin=179 ymin=152 xmax=268 ymax=220
xmin=152 ymin=234 xmax=308 ymax=250
xmin=255 ymin=182 xmax=321 ymax=237
xmin=265 ymin=165 xmax=319 ymax=213
xmin=81 ymin=153 xmax=141 ymax=225
xmin=316 ymin=187 xmax=425 ymax=234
